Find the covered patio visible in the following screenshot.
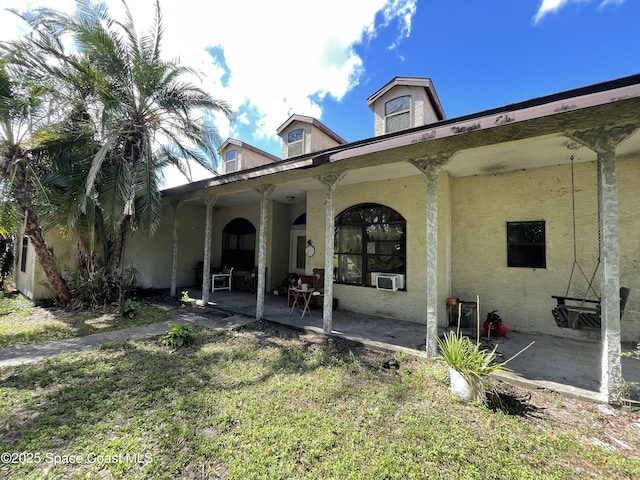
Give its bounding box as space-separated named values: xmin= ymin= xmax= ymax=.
xmin=181 ymin=288 xmax=640 ymax=404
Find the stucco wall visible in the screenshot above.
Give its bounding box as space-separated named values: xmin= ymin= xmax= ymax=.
xmin=238 ymin=147 xmax=277 ymax=171
xmin=269 ymin=201 xmax=295 ymax=289
xmin=16 ymin=227 xmax=78 ymax=301
xmin=280 ymin=123 xmax=342 ymax=159
xmin=372 ymin=85 xmax=439 ymax=136
xmin=125 ymin=202 xmax=207 ymax=289
xmin=305 ymin=172 xmax=452 ymax=328
xmin=617 ymin=157 xmax=640 ymax=341
xmin=450 ymin=159 xmax=639 ymax=343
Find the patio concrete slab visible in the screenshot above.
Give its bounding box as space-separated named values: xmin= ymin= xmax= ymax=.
xmin=204 ymin=289 xmax=640 ymax=403
xmin=1 ymin=288 xmax=638 ymax=404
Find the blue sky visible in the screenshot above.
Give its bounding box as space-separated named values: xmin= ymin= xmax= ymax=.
xmin=1 ymin=0 xmax=637 ymax=187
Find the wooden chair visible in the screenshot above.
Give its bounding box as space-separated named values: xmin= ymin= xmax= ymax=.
xmin=552 ymin=287 xmax=630 ymax=329
xmin=310 ymin=268 xmax=325 ymax=308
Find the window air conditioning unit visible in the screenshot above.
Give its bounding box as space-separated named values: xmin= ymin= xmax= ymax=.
xmin=376 ymin=274 xmax=400 ymax=291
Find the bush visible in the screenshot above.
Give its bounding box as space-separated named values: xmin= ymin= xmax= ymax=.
xmin=160 ymin=322 xmax=200 ymax=350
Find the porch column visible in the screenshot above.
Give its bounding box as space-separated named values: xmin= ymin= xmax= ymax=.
xmin=169 ymin=200 xmax=184 ymax=298
xmin=201 ymin=194 xmax=217 ymax=305
xmin=255 ymin=184 xmax=275 ymax=320
xmin=410 ymin=154 xmax=451 ymax=357
xmin=568 ymin=125 xmax=636 ymax=404
xmin=316 ymin=171 xmax=345 ymax=335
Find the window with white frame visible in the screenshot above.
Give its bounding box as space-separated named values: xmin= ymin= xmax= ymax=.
xmin=334 ymin=204 xmax=406 ymax=288
xmin=385 ymin=95 xmax=411 ymax=133
xmin=287 ymin=128 xmax=304 ymax=157
xmin=225 ymin=150 xmax=238 ymax=173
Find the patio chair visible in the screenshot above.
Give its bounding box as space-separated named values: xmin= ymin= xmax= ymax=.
xmin=212 ymin=267 xmax=234 ymax=292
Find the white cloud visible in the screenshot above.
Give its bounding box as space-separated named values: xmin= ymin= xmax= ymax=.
xmin=533 ymin=0 xmax=625 ymax=24
xmin=1 ymin=0 xmax=417 ymax=187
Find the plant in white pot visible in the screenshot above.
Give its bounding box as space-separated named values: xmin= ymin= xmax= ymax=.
xmin=437 ymin=331 xmax=507 ymax=403
xmin=437 ymin=296 xmax=533 ymax=403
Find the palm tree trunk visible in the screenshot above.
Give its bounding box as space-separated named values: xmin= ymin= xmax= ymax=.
xmin=23 ymin=204 xmax=71 ymax=305
xmin=108 ymin=222 xmax=126 ymax=273
xmin=10 ymin=157 xmax=71 ymax=305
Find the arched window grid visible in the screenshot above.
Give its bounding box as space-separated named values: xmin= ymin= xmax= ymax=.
xmin=334 ymin=203 xmax=406 ymax=288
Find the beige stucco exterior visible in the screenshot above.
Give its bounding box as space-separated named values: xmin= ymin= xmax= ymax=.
xmin=14 ymin=227 xmax=77 ymax=301
xmin=370 ymin=84 xmax=443 ymax=136
xmin=220 ymin=139 xmax=279 ymax=175
xmin=278 ymin=116 xmax=346 ymax=160
xmin=305 ymin=172 xmax=452 ymax=324
xmin=450 ymin=159 xmax=639 ymax=343
xmin=18 ymin=75 xmax=640 ymax=360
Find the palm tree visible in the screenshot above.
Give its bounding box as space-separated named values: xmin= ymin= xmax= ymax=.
xmin=2 ymin=0 xmax=234 ymax=302
xmin=16 ymin=0 xmax=234 ymax=270
xmin=0 ymin=63 xmax=73 ymax=303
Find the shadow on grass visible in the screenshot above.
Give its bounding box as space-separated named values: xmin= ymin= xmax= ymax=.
xmin=0 ymin=302 xmax=172 ymax=348
xmin=0 ymin=322 xmax=406 ymax=477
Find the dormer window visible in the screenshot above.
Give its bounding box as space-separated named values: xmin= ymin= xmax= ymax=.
xmin=287 ymin=128 xmax=304 ymax=157
xmin=225 ymin=150 xmax=237 ymax=172
xmin=385 ymin=95 xmax=411 ymax=133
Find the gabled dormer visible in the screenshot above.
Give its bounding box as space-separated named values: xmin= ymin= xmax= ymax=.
xmin=367 ymin=77 xmax=446 ymax=136
xmin=276 ymin=114 xmax=347 ymax=160
xmin=220 ymin=138 xmax=280 ymax=174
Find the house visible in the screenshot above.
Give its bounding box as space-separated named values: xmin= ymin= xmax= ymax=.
xmin=16 ymin=74 xmax=640 ymax=403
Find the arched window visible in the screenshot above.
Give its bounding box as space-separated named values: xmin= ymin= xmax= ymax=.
xmin=221 ymin=218 xmax=256 ymax=270
xmin=334 ymin=204 xmax=406 ymax=288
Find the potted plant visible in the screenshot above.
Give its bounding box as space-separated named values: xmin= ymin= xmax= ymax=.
xmin=437 ymin=296 xmax=533 ymax=403
xmin=437 ymin=331 xmax=508 ymax=402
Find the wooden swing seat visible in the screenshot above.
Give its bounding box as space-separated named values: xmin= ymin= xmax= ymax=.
xmin=552 ymin=287 xmax=630 ymax=329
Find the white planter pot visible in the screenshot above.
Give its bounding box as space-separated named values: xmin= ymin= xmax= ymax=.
xmin=449 ymin=367 xmax=477 ymax=402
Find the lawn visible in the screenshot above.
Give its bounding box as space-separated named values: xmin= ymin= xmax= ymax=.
xmin=0 ymin=292 xmax=168 ymax=347
xmin=0 ymin=296 xmax=639 ymax=479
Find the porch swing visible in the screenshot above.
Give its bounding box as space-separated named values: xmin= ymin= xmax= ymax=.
xmin=551 ymin=156 xmax=630 ymax=329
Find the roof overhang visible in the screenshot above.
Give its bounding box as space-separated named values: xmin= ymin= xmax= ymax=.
xmin=335 ymin=75 xmax=640 ymax=167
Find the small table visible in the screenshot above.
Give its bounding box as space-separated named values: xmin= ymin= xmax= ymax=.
xmin=288 ymin=287 xmax=315 ymax=319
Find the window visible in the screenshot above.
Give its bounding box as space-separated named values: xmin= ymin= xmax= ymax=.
xmin=20 ymin=237 xmax=28 ymax=272
xmin=335 ymin=204 xmax=406 ymax=287
xmin=385 ymin=95 xmax=411 ymax=133
xmin=221 ymin=218 xmax=256 ymax=270
xmin=225 ymin=150 xmax=237 ymax=173
xmin=507 ymin=221 xmax=546 ymax=268
xmin=287 ymin=128 xmax=304 ymax=157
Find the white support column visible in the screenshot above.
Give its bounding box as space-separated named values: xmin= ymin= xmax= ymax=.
xmin=255 ymin=184 xmax=275 ymax=320
xmin=201 ymin=195 xmax=217 ymax=305
xmin=567 ymin=124 xmax=636 ymax=404
xmin=597 ymin=151 xmax=622 ymax=404
xmin=316 ymin=172 xmax=345 ymax=335
xmin=169 ymin=200 xmax=184 ymax=298
xmin=410 ymin=154 xmax=452 ymax=357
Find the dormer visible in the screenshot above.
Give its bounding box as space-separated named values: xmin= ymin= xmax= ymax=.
xmin=220 ymin=138 xmax=280 ymax=174
xmin=367 ymin=77 xmax=446 ymax=136
xmin=276 ymin=114 xmax=347 ymax=160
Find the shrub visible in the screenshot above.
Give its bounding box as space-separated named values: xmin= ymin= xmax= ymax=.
xmin=160 ymin=322 xmax=200 ymax=350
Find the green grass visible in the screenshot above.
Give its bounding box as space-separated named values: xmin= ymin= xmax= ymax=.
xmin=0 ymin=293 xmax=168 ymax=347
xmin=1 ymin=321 xmax=638 ymax=479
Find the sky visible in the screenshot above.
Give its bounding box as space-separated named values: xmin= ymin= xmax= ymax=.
xmin=1 ymin=0 xmax=638 ymax=188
